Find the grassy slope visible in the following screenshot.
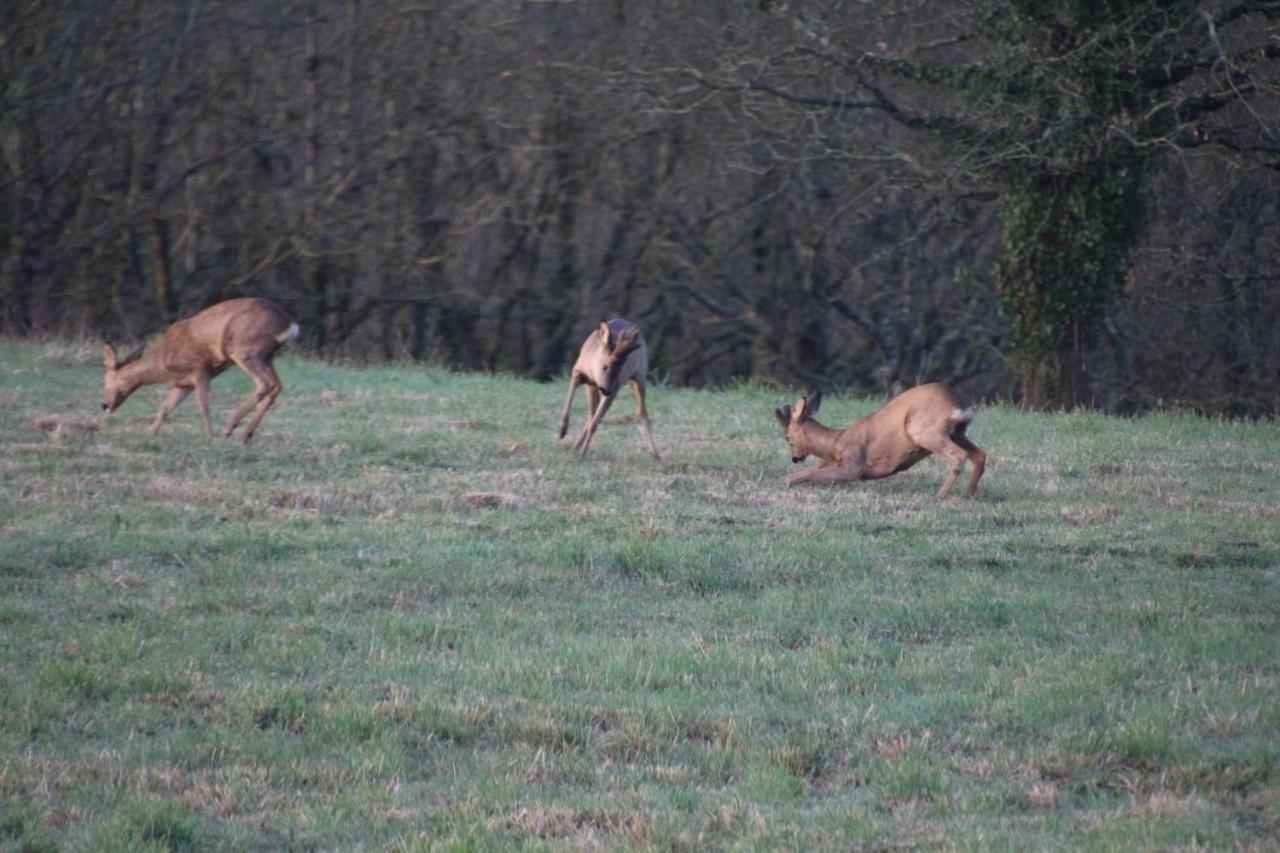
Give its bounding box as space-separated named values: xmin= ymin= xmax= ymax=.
xmin=0 ymin=338 xmax=1277 ymax=850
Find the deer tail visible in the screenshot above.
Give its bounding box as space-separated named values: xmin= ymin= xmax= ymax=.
xmin=276 ymin=322 xmax=300 ymax=344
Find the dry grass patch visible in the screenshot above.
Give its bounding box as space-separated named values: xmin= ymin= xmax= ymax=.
xmin=1025 ymin=781 xmax=1061 ymax=809
xmin=495 ymin=807 xmax=649 ymax=844
xmin=261 ymin=485 xmax=404 ymax=519
xmin=1136 ymin=790 xmax=1210 ymax=818
xmin=707 ymin=802 xmax=768 ymax=834
xmin=1060 ymin=504 xmax=1122 ymax=525
xmin=146 ymin=474 xmax=217 ymax=503
xmin=875 ymin=729 xmax=933 ymax=761
xmin=6 ymin=442 xmax=74 ymax=455
xmin=93 ymin=564 xmax=148 ymax=588
xmin=459 ymin=491 xmax=527 ymax=511
xmin=34 ymin=415 xmax=102 ymax=435
xmin=318 ymin=388 xmax=373 ymax=403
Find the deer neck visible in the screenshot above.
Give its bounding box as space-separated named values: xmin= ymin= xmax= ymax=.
xmin=800 ymin=420 xmax=844 ymax=462
xmin=118 ymin=353 xmax=173 ymax=390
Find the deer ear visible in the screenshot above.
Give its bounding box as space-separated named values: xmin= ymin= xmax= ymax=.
xmin=804 ymin=389 xmax=823 ymax=417
xmin=774 ymin=404 xmax=792 ymax=426
xmin=103 ymin=344 xmax=118 ymax=371
xmin=614 ymin=328 xmax=640 ymax=357
xmin=597 ymin=321 xmax=611 ymax=349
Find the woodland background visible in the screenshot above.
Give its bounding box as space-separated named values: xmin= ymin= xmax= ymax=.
xmin=2 ymin=0 xmax=1278 ymax=414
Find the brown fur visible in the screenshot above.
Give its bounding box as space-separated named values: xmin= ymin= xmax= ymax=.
xmin=774 ymin=384 xmax=985 ymax=498
xmin=557 ymin=318 xmax=660 ymax=459
xmin=102 ymin=297 xmax=298 ymax=444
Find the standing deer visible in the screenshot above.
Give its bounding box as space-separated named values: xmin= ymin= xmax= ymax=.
xmin=557 ymin=318 xmax=660 ymax=459
xmin=774 ymin=384 xmax=985 ymax=498
xmin=101 ymin=298 xmax=299 ymax=444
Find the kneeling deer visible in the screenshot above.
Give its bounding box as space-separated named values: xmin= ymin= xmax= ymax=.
xmin=102 ymin=297 xmax=299 ymax=444
xmin=558 ymin=319 xmax=660 ymax=459
xmin=774 ymin=384 xmax=985 ymax=498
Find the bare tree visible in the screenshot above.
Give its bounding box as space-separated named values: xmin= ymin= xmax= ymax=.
xmin=2 ymin=0 xmax=1277 ymax=415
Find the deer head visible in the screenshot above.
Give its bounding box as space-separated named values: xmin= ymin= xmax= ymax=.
xmin=101 ymin=343 xmax=146 ymax=413
xmin=774 ymin=390 xmax=823 ymax=462
xmin=592 ymin=321 xmax=643 ymax=397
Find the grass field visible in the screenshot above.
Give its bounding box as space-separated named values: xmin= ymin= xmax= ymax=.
xmin=1 ymin=338 xmax=1277 ymax=850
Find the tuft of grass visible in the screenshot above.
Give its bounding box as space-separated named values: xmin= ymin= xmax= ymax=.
xmin=250 ymin=688 xmax=308 ymax=733
xmin=1 ymin=338 xmax=1278 ymax=848
xmin=97 ymin=799 xmax=201 ymax=852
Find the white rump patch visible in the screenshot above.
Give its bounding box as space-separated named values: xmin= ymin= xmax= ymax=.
xmin=277 ymin=322 xmax=300 ymax=343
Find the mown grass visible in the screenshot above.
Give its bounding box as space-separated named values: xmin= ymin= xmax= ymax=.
xmin=1 ymin=337 xmax=1277 ymax=850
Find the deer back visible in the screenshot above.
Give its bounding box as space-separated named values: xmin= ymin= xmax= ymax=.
xmin=846 ymin=383 xmax=971 ymax=476
xmin=155 ymin=298 xmax=294 ymax=372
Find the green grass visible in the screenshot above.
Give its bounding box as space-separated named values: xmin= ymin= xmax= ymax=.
xmin=1 ymin=337 xmax=1277 ymax=849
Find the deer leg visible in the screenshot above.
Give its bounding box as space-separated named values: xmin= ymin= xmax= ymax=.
xmin=951 ymin=432 xmax=986 ymax=497
xmin=195 ymin=371 xmax=215 ymax=438
xmin=558 ymin=373 xmax=582 ymax=440
xmin=786 ymin=459 xmax=864 ymax=486
xmin=571 ymin=387 xmax=601 ymax=451
xmin=630 ymin=377 xmax=660 ymax=460
xmin=238 ymin=362 xmax=283 ymax=444
xmin=916 ymin=434 xmax=971 ymax=499
xmin=224 ymin=357 xmax=281 ymax=443
xmin=149 ymin=386 xmax=192 ymax=434
xmin=574 ymin=390 xmax=616 ymax=457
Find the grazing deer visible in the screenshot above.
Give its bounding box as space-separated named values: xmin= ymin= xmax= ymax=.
xmin=101 ymin=297 xmax=299 ymax=444
xmin=774 ymin=384 xmax=985 ymax=498
xmin=557 ymin=318 xmax=660 ymax=459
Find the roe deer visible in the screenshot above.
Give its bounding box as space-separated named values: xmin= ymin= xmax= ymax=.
xmin=557 ymin=318 xmax=660 ymax=459
xmin=102 ymin=297 xmax=299 ymax=444
xmin=774 ymin=384 xmax=985 ymax=498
